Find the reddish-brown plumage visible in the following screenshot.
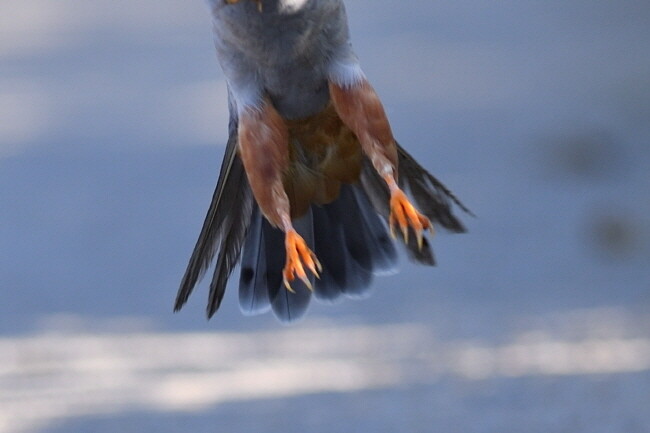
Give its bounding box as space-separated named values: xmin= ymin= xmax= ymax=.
xmin=329 ymin=79 xmax=398 ymax=180
xmin=330 ymin=78 xmax=432 ymax=246
xmin=239 ymin=98 xmax=364 ymax=223
xmin=240 ymin=80 xmax=405 ymax=226
xmin=238 ymin=100 xmax=291 ymax=229
xmin=238 ymin=79 xmax=432 ymax=291
xmin=284 ymin=102 xmax=362 ymax=217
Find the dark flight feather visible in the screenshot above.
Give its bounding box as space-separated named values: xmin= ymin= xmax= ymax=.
xmin=268 ymin=209 xmax=314 ymax=322
xmin=345 ymin=185 xmax=397 ymax=274
xmin=206 ymin=159 xmax=254 ymax=318
xmin=397 ymin=144 xmax=473 ymax=222
xmin=237 ymin=183 xmax=398 ymax=321
xmin=175 ymin=97 xmax=254 ymax=314
xmin=238 ymin=205 xmax=272 ymax=316
xmin=311 ymin=189 xmax=373 ymax=300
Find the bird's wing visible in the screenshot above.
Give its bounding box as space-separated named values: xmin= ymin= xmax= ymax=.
xmin=175 ymin=96 xmax=255 ymax=316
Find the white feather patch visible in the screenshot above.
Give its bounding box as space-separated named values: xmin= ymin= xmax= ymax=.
xmin=328 ymin=60 xmax=366 ymax=89
xmin=279 ymin=0 xmax=310 ymax=13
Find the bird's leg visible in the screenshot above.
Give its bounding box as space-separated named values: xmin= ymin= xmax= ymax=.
xmin=237 ymin=99 xmax=321 ymax=292
xmin=329 ymin=79 xmax=432 ymax=248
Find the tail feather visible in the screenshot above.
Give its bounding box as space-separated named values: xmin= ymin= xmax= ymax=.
xmin=238 ymin=183 xmax=398 ymax=321
xmin=397 ymin=144 xmax=473 ymax=227
xmin=359 ymin=157 xmax=391 ymax=219
xmin=206 ymin=165 xmax=255 ymax=318
xmin=175 ymin=102 xmax=245 ymax=313
xmin=346 ymin=186 xmax=397 ymax=274
xmin=312 ymin=196 xmax=373 ymax=301
xmin=238 ymin=205 xmax=272 ymax=316
xmin=404 ymin=232 xmax=436 ymax=265
xmin=268 ymin=209 xmax=314 ymax=322
xmin=359 ymin=157 xmax=436 ymax=265
xmin=239 ymin=206 xmax=315 ymax=322
xmin=407 ymin=176 xmax=465 ymax=233
xmin=311 ymin=205 xmax=354 ymax=301
xmin=180 ymin=120 xmax=469 ymax=322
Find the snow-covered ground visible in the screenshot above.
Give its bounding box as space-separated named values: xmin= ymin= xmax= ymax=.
xmin=1 ymin=1 xmax=649 ymax=432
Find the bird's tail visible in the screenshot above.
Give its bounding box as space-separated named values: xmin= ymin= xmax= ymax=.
xmin=238 ymin=183 xmax=397 ymax=323
xmin=238 ymin=144 xmax=470 ymax=323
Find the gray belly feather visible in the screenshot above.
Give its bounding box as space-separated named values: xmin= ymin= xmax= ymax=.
xmin=211 ymin=0 xmax=349 ymax=119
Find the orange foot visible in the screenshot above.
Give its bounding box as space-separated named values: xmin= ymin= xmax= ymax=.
xmin=283 ymin=230 xmax=322 ymax=293
xmin=389 ymin=188 xmax=433 ymax=249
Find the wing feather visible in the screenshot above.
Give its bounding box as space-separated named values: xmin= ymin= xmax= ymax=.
xmin=175 ymin=99 xmax=254 ymax=313
xmin=206 ymin=156 xmax=254 ymax=317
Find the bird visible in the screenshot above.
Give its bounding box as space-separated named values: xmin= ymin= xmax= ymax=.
xmin=174 ymin=0 xmax=471 ymax=323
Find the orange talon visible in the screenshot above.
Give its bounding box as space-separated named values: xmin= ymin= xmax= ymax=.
xmin=389 ymin=188 xmax=433 ymax=250
xmin=282 ymin=230 xmax=321 ymax=292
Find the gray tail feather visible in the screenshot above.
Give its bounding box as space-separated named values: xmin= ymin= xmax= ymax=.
xmin=239 ymin=206 xmax=314 ymax=322
xmin=238 ymin=183 xmax=398 ymax=323
xmin=237 ymin=205 xmax=272 ymax=316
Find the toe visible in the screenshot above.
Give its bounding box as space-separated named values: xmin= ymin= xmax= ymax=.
xmin=283 ymin=229 xmax=320 ymax=293
xmin=389 ymin=188 xmax=433 ymax=247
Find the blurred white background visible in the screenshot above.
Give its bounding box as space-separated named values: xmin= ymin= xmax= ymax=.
xmin=1 ymin=1 xmax=649 ymax=432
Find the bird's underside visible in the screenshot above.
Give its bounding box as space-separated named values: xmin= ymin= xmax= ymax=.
xmin=174 ymin=83 xmax=470 ymax=322
xmin=174 ymin=0 xmax=470 ymax=322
